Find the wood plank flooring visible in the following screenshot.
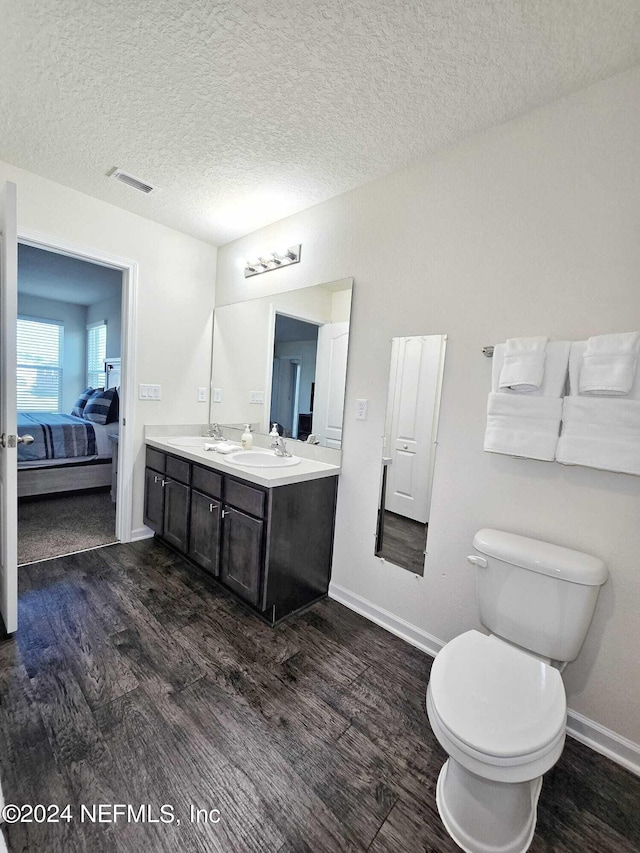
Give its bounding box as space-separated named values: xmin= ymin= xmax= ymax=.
xmin=0 ymin=538 xmax=638 ymax=852
xmin=378 ymin=511 xmax=427 ymax=575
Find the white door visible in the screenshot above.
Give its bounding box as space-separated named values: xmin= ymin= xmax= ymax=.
xmin=312 ymin=322 xmax=349 ymax=448
xmin=0 ymin=182 xmax=19 ymax=633
xmin=384 ymin=335 xmax=443 ymax=523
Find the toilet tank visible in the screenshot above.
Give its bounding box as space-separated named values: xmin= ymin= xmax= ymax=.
xmin=471 ymin=529 xmax=608 ymax=662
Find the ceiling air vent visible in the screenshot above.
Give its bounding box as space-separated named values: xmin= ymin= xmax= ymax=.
xmin=109 ymin=168 xmax=158 ymax=195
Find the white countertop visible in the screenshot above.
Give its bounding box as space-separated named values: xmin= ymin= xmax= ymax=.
xmin=146 ymin=436 xmax=340 ymax=489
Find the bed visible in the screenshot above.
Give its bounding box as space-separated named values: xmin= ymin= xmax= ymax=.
xmin=18 ymin=359 xmax=121 ymax=498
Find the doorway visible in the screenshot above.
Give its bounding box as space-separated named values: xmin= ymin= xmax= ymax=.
xmin=16 ymin=244 xmax=123 ymax=564
xmin=270 ymin=314 xmax=319 ymax=439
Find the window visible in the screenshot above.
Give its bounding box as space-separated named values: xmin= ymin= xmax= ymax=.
xmin=17 ymin=316 xmax=64 ymax=412
xmin=87 ymin=321 xmax=107 ymax=388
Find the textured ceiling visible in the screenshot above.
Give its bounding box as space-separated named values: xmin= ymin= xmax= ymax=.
xmin=2 ymin=0 xmax=639 ymax=246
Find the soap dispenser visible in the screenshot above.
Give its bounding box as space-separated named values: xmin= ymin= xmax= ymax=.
xmin=241 ymin=424 xmax=253 ymax=450
xmin=269 ymin=423 xmax=280 ymax=438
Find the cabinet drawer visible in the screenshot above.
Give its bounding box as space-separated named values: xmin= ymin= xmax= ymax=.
xmin=192 ymin=464 xmax=222 ymax=500
xmin=224 ymin=478 xmax=266 ymax=518
xmin=146 ymin=447 xmax=166 ymax=473
xmin=165 ymin=455 xmax=191 ymax=485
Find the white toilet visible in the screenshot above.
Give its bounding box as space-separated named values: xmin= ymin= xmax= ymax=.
xmin=426 ymin=528 xmax=607 ymax=853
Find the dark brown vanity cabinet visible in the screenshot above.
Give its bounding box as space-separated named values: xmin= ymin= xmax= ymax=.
xmin=144 ymin=449 xmax=190 ymax=552
xmin=189 ymin=489 xmax=222 ymax=576
xmin=144 ymin=446 xmax=338 ymax=624
xmin=220 ymin=506 xmax=264 ymax=606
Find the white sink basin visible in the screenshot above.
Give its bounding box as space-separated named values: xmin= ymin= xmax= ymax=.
xmin=165 ymin=436 xmax=208 ymax=447
xmin=226 ymin=450 xmax=301 ymax=468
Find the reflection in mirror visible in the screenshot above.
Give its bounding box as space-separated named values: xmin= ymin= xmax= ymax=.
xmin=375 ymin=334 xmax=447 ymax=575
xmin=210 ymin=278 xmax=352 ymax=448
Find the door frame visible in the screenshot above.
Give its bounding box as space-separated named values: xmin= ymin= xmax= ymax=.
xmin=264 ymin=305 xmax=322 ymax=434
xmin=17 ymin=228 xmax=138 ymax=542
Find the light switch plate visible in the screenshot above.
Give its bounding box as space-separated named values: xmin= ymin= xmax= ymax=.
xmin=138 ymin=384 xmax=162 ymax=401
xmin=213 ymin=388 xmax=222 ymax=403
xmin=197 ymin=387 xmax=207 ymax=402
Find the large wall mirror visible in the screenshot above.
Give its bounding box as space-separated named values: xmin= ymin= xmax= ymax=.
xmin=375 ymin=334 xmax=447 ymax=574
xmin=210 ymin=278 xmax=353 ymax=448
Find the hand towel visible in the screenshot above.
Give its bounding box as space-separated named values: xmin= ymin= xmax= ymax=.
xmin=493 ymin=341 xmax=570 ymax=397
xmin=204 ymin=442 xmax=239 ymax=454
xmin=556 ymin=397 xmax=640 ymax=476
xmin=484 ymin=393 xmax=563 ymax=461
xmin=485 ymin=341 xmax=569 ymax=461
xmin=498 ymin=336 xmax=549 ymax=392
xmin=579 ymin=331 xmax=640 ymax=396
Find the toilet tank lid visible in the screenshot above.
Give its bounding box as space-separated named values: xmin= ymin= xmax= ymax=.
xmin=473 ymin=529 xmax=608 ymax=586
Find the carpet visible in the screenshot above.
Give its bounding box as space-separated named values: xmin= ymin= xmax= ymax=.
xmin=18 ymin=489 xmax=117 ymax=565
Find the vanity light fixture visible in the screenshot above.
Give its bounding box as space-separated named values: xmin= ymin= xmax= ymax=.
xmin=244 ymin=244 xmax=301 ymax=278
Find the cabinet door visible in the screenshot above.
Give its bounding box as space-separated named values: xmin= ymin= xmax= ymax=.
xmin=163 ymin=479 xmax=190 ymax=552
xmin=220 ymin=506 xmax=264 ymax=607
xmin=189 ymin=489 xmax=221 ymax=576
xmin=144 ymin=467 xmax=165 ymax=534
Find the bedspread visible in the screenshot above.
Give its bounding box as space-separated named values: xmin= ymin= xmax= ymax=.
xmin=18 ymin=413 xmax=97 ymax=463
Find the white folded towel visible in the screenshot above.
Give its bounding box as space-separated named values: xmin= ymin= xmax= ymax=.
xmin=579 ymin=331 xmax=640 ymax=396
xmin=484 ymin=393 xmax=563 ymax=461
xmin=493 ymin=341 xmax=569 ymax=397
xmin=485 ymin=341 xmax=569 ymax=461
xmin=204 ymin=442 xmax=239 ymax=454
xmin=556 ymin=397 xmax=640 ymax=476
xmin=498 ymin=336 xmax=549 ymax=392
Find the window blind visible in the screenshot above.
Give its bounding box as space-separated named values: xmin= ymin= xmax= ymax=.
xmin=17 ymin=316 xmax=64 ymax=412
xmin=87 ymin=321 xmax=107 ymax=388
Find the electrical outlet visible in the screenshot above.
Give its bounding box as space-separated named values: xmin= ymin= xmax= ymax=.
xmin=213 ymin=388 xmax=222 ymax=403
xmin=356 ymin=398 xmax=368 ymax=420
xmin=197 ymin=387 xmax=207 ymax=402
xmin=250 ymin=390 xmax=265 ymax=404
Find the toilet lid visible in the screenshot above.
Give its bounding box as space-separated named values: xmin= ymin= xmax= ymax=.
xmin=429 ymin=630 xmax=566 ymax=759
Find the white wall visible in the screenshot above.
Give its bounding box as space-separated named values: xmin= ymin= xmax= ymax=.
xmin=17 ymin=292 xmax=86 ymax=413
xmin=87 ymin=292 xmax=122 ymax=359
xmin=2 ymin=158 xmax=217 ymax=534
xmin=214 ymin=66 xmax=640 ymax=747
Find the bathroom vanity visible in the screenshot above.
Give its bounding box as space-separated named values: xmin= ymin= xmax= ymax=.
xmin=143 ymin=438 xmax=339 ymax=624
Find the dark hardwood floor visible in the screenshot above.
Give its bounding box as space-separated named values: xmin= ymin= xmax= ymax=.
xmin=0 ymin=539 xmax=638 ymax=852
xmin=378 ymin=511 xmax=427 ymax=575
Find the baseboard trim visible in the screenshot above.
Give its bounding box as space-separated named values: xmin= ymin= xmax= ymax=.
xmin=130 ymin=526 xmax=154 ymax=542
xmin=328 ymin=581 xmax=640 ymax=778
xmin=566 ymin=709 xmax=640 ymax=777
xmin=328 ymin=582 xmax=444 ymax=658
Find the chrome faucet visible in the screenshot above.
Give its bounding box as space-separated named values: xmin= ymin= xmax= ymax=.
xmin=207 ymin=422 xmax=224 ymax=440
xmin=271 ymin=436 xmax=292 ymax=457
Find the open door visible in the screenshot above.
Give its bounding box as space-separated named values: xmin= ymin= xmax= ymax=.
xmin=0 ymin=182 xmax=19 ymax=633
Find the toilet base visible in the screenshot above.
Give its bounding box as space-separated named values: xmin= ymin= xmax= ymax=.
xmin=436 ymin=758 xmax=543 ymax=853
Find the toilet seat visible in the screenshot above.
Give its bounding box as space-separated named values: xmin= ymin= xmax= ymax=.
xmin=427 ymin=630 xmax=567 ymax=782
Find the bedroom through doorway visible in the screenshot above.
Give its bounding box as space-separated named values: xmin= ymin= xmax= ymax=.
xmin=16 ymin=244 xmax=123 ymax=565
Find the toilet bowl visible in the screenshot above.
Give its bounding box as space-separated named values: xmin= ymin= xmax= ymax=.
xmin=427 ymin=630 xmax=567 ymax=853
xmin=425 ymin=529 xmax=607 ymax=853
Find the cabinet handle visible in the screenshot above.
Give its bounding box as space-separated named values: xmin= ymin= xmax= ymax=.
xmin=161 ymin=480 xmax=168 ymax=488
xmin=154 ymin=475 xmax=160 ymax=483
xmin=209 ymin=503 xmax=215 ymax=512
xmin=221 ymin=509 xmax=227 ymax=518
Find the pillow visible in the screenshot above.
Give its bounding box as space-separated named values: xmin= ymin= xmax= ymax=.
xmin=71 ymin=387 xmax=96 ymax=418
xmin=83 ymin=387 xmax=119 ymax=425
